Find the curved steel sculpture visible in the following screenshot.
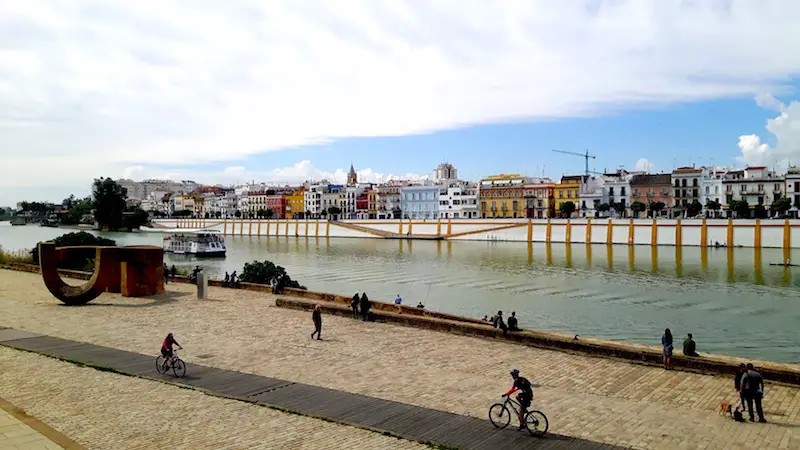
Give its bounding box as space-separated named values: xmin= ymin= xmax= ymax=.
xmin=39 ymin=242 xmax=165 ymax=305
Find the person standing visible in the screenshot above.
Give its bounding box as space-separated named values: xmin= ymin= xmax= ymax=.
xmin=661 ymin=328 xmax=674 ymax=370
xmin=360 ymin=292 xmax=371 ymax=321
xmin=734 ymin=363 xmax=748 ymax=413
xmin=311 ymin=305 xmax=322 ymax=340
xmin=170 ymin=265 xmax=177 ymax=281
xmin=351 ymin=293 xmax=360 ymax=319
xmin=163 ymin=264 xmax=169 ymax=284
xmin=741 ymin=363 xmax=766 ymax=423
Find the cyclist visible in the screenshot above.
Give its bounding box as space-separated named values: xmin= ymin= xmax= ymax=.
xmin=160 ymin=333 xmax=182 ymax=370
xmin=503 ymin=369 xmax=533 ymax=430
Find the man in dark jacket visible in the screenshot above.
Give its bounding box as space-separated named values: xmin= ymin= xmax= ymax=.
xmin=359 ymin=293 xmax=371 ymax=321
xmin=311 ymin=305 xmax=322 ymax=340
xmin=741 ymin=363 xmax=766 ymax=423
xmin=734 ymin=363 xmax=747 ymax=412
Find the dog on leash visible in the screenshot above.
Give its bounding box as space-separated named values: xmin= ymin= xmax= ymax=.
xmin=718 ymin=400 xmax=733 ymax=416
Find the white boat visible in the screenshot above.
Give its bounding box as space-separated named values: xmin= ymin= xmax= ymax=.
xmin=162 ymin=231 xmax=226 ymax=257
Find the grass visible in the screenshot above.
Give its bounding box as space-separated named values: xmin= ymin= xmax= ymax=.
xmin=0 ymin=246 xmax=33 ymax=265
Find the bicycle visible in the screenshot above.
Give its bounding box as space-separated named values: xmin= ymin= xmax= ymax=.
xmin=156 ymin=349 xmax=186 ymax=378
xmin=488 ymin=394 xmax=549 ymax=436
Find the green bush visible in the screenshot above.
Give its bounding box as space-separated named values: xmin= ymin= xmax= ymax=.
xmin=31 ymin=231 xmax=117 ymax=270
xmin=239 ymin=260 xmax=306 ymax=290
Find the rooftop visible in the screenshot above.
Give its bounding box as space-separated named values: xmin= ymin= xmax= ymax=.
xmin=630 ymin=173 xmax=672 ymax=186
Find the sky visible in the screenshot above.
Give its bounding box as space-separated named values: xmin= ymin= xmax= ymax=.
xmin=2 ymin=0 xmax=800 ymax=207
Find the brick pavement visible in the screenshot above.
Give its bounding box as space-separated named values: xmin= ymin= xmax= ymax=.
xmin=0 ymin=347 xmax=427 ymax=450
xmin=1 ymin=269 xmax=798 ymax=449
xmin=0 ymin=407 xmax=64 ymax=450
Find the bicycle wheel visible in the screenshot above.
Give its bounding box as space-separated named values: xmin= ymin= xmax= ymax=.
xmin=172 ymin=358 xmax=186 ymax=378
xmin=525 ymin=410 xmax=549 ymax=436
xmin=156 ymin=356 xmax=167 ymax=374
xmin=488 ymin=403 xmax=511 ymax=429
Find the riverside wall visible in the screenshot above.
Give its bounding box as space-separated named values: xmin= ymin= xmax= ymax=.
xmin=153 ymin=218 xmax=800 ymax=249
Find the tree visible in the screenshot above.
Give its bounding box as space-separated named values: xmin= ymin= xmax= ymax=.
xmin=31 ymin=232 xmax=117 ymax=270
xmin=753 ymin=204 xmax=768 ymax=219
xmin=215 ymin=211 xmax=222 ymax=219
xmin=705 ymin=199 xmax=721 ymax=217
xmin=61 ymin=196 xmax=93 ymax=225
xmin=391 ymin=206 xmax=402 ymax=219
xmin=649 ymin=201 xmax=666 ymax=217
xmin=730 ymin=200 xmax=750 ymax=218
xmin=687 ymin=200 xmax=703 ymax=218
xmin=263 ymin=209 xmax=274 ymax=219
xmin=234 ymin=210 xmax=242 ymax=219
xmin=772 ymin=197 xmax=791 ymax=216
xmin=612 ymin=202 xmax=626 ymax=218
xmin=630 ymin=201 xmax=646 ymax=218
xmin=122 ymin=207 xmax=149 ymax=230
xmin=173 ymin=209 xmax=192 ymax=217
xmin=239 ymin=260 xmax=306 ymax=290
xmin=560 ymin=201 xmax=576 ymax=218
xmin=92 ymin=177 xmax=128 ymax=230
xmin=327 ymin=206 xmax=342 ymax=218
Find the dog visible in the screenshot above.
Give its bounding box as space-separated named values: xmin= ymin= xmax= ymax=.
xmin=718 ymin=400 xmax=733 ymax=416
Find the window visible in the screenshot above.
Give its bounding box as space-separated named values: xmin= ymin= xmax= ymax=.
xmin=795 ymin=182 xmax=800 ymax=192
xmin=726 ymin=185 xmax=732 ymax=193
xmin=621 ymin=187 xmax=626 ymax=196
xmin=633 ymin=189 xmax=639 ymax=197
xmin=674 ymin=180 xmax=680 ymax=187
xmin=775 ymin=184 xmax=780 ymax=192
xmin=609 ymin=187 xmax=615 ymax=196
xmin=715 ymin=186 xmax=719 ymax=194
xmin=705 ymin=186 xmax=709 ymax=194
xmin=692 ymin=179 xmax=698 ymax=187
xmin=681 ymin=179 xmax=687 ymax=187
xmin=559 ymin=191 xmax=563 ymax=198
xmin=567 ymin=191 xmax=572 ymax=199
xmin=757 ymin=184 xmax=764 ymax=193
xmin=648 ymin=188 xmax=653 ymax=196
xmin=481 ymin=202 xmax=486 ymax=211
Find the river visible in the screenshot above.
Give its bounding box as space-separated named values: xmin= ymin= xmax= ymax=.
xmin=1 ymin=222 xmax=799 ymax=363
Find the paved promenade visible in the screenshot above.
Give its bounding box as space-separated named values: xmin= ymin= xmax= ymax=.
xmin=0 ymin=397 xmax=72 ymax=450
xmin=1 ymin=269 xmax=798 ymax=449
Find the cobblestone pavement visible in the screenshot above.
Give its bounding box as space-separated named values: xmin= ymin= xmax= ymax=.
xmin=0 ymin=347 xmax=426 ymax=450
xmin=1 ymin=270 xmax=798 ymax=449
xmin=0 ymin=407 xmax=64 ymax=450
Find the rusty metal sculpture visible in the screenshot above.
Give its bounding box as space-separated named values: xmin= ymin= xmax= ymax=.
xmin=39 ymin=242 xmax=165 ymax=305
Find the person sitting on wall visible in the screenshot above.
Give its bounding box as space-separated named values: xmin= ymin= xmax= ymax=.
xmin=482 ymin=315 xmax=489 ymax=321
xmin=416 ymin=302 xmax=424 ymax=309
xmin=507 ymin=312 xmax=521 ymax=332
xmin=394 ymin=294 xmax=403 ymax=305
xmin=360 ymin=292 xmax=371 ymax=321
xmin=230 ymin=271 xmax=238 ymax=288
xmin=683 ymin=333 xmax=700 ymax=357
xmin=223 ymin=272 xmax=230 ymax=287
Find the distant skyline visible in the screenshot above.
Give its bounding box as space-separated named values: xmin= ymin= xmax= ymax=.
xmin=2 ymin=1 xmax=800 ymax=206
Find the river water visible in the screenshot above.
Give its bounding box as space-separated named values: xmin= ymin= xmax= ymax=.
xmin=2 ymin=222 xmax=799 ymax=363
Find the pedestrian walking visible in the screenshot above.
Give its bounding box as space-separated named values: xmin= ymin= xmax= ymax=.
xmin=741 ymin=363 xmax=767 ymax=423
xmin=311 ymin=305 xmax=322 ymax=340
xmin=359 ymin=292 xmax=371 ymax=321
xmin=351 ymin=292 xmax=360 ymax=319
xmin=170 ymin=265 xmax=177 ymax=280
xmin=163 ymin=263 xmax=169 ymax=284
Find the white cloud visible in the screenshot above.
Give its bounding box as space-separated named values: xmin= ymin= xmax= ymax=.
xmin=634 ymin=158 xmax=655 ymax=172
xmin=121 ymin=160 xmax=428 ymax=186
xmin=737 ymin=95 xmax=800 ymax=168
xmin=2 ymin=0 xmax=800 ymax=200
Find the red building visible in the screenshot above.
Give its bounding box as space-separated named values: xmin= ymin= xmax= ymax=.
xmin=265 ymin=195 xmax=286 ymax=219
xmin=356 ymin=193 xmax=369 ymax=212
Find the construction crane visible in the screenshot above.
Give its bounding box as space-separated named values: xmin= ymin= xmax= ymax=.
xmin=552 ymin=149 xmax=597 ymax=177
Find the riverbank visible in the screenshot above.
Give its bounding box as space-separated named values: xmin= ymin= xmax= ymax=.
xmin=0 ymin=269 xmax=797 ymax=449
xmin=153 ymin=217 xmax=800 ymax=250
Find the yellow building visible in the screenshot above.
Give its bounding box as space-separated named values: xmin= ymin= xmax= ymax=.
xmin=479 ymin=174 xmax=527 ymax=218
xmin=285 ymin=189 xmax=306 ymax=218
xmin=367 ymin=189 xmax=377 ymax=218
xmin=554 ymin=175 xmax=584 ymax=217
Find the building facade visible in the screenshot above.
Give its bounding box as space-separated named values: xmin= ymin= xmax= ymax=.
xmin=433 ymin=163 xmax=458 ymax=183
xmin=400 ymin=186 xmax=440 ymax=219
xmin=786 ymin=167 xmax=800 ymax=218
xmin=630 ymin=174 xmax=672 ymax=217
xmin=285 ymin=189 xmax=305 ymax=218
xmin=523 ymin=179 xmax=555 ymax=218
xmin=376 ymin=182 xmax=406 ymax=219
xmin=723 ymin=167 xmax=784 ymax=216
xmin=479 ymin=174 xmax=527 ymax=218
xmin=671 ymin=167 xmax=704 ymax=217
xmin=554 ymin=176 xmax=584 ymax=217
xmin=438 ymin=182 xmax=478 ymax=219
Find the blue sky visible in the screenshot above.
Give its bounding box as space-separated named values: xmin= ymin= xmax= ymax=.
xmin=2 ymin=1 xmax=800 ymax=206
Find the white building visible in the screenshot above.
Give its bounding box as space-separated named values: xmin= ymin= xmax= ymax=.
xmin=578 ymin=176 xmax=604 ymax=218
xmin=786 ymin=167 xmax=800 ymax=218
xmin=438 ymin=182 xmax=479 ymax=219
xmin=117 ymin=179 xmax=197 ymax=200
xmin=671 ymin=167 xmax=704 ymax=217
xmin=433 ymin=163 xmax=458 ymax=184
xmin=345 ymin=183 xmax=371 ymax=219
xmin=376 ymin=181 xmax=407 ymax=219
xmin=601 ymin=169 xmax=640 ymax=217
xmin=723 ymin=166 xmax=785 ymax=216
xmin=701 ymin=168 xmax=726 ymax=217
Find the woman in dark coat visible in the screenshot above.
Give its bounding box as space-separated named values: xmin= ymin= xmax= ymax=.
xmin=351 ymin=292 xmax=360 ymax=319
xmin=359 ymin=293 xmax=371 ymax=321
xmin=311 ymin=305 xmax=322 ymax=340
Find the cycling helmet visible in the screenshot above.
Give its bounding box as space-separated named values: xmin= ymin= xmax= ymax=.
xmin=510 ymin=369 xmax=519 ymax=376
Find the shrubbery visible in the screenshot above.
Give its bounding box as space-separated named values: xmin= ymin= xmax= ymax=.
xmin=30 ymin=231 xmax=117 ymax=270
xmin=239 ymin=260 xmax=306 ymax=290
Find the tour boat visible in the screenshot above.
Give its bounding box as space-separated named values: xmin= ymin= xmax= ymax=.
xmin=162 ymin=231 xmax=226 ymax=257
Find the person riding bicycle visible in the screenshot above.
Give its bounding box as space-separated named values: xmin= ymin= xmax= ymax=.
xmin=160 ymin=333 xmax=182 ymax=369
xmin=503 ymin=369 xmax=533 ymax=430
